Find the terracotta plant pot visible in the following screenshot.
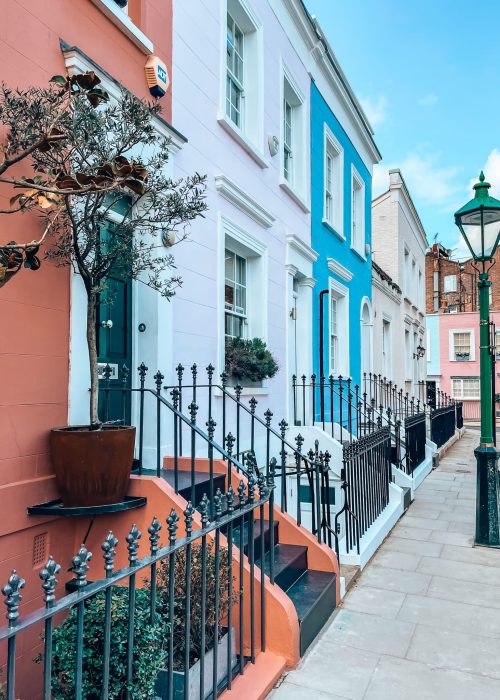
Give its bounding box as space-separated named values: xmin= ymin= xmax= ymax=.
xmin=50 ymin=425 xmax=136 ymax=507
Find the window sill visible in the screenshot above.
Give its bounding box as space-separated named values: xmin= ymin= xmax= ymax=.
xmin=279 ymin=179 xmax=310 ymax=213
xmin=322 ymin=219 xmax=345 ymax=240
xmin=217 ymin=115 xmax=268 ymax=169
xmin=90 ymin=0 xmax=154 ymax=53
xmin=350 ymin=245 xmax=367 ymax=262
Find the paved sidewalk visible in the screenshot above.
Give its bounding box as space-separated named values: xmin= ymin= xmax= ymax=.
xmin=270 ymin=430 xmax=500 ymax=700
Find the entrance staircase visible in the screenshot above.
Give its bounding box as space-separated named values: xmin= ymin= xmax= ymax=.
xmin=162 ymin=466 xmax=337 ymax=657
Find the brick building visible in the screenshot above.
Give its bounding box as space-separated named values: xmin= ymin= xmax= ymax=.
xmin=424 ymin=242 xmax=500 ymax=314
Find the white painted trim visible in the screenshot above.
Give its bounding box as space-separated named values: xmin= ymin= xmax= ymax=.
xmin=360 ymin=295 xmax=373 ymax=378
xmin=286 ymin=234 xmax=318 ymax=264
xmin=214 ymin=174 xmax=275 ymax=228
xmin=89 ymin=0 xmax=154 ymax=54
xmin=218 ymin=213 xmax=268 ymax=374
xmin=323 ymin=123 xmax=344 ymax=234
xmin=220 ymin=0 xmax=265 ymax=163
xmin=278 ymin=179 xmax=310 ymax=212
xmin=448 ymin=328 xmax=475 ymax=362
xmin=328 ymin=277 xmax=349 ymax=376
xmin=220 ymin=214 xmax=267 ymax=256
xmin=327 ymin=257 xmax=353 ymax=282
xmin=279 ymin=57 xmax=309 ymax=204
xmin=350 ymin=163 xmax=366 ymax=259
xmin=217 ymin=115 xmax=268 ymax=168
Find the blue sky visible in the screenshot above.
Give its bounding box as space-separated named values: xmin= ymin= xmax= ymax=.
xmin=304 ymin=0 xmax=500 ymax=258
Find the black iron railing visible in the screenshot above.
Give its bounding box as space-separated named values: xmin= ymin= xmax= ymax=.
xmin=0 ymin=484 xmax=271 ymax=700
xmin=341 ymin=425 xmax=392 ymax=554
xmin=403 ymin=413 xmax=427 ymax=475
xmin=101 ymin=364 xmax=337 ymax=553
xmin=456 ymin=401 xmax=464 ymax=429
xmin=430 ymin=404 xmax=457 ymax=447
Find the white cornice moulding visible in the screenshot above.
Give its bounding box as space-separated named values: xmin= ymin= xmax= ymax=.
xmin=215 ymin=175 xmax=275 ymax=229
xmin=89 ymin=0 xmax=154 ymax=54
xmin=62 ymin=48 xmax=185 ymax=152
xmin=286 ymin=234 xmax=318 ymax=264
xmin=372 ymin=276 xmax=401 ymax=305
xmin=327 ymin=257 xmax=353 ymax=282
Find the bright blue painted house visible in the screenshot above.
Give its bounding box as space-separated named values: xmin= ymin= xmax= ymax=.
xmin=309 ymin=79 xmax=381 ymax=426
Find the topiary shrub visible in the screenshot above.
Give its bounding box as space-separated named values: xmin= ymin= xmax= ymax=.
xmin=47 ymin=586 xmax=167 ymax=699
xmin=153 ymin=543 xmax=237 ymax=671
xmin=225 ymin=337 xmax=279 ymax=383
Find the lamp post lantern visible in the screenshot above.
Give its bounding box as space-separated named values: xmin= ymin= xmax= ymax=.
xmin=455 ymin=171 xmax=500 ymax=547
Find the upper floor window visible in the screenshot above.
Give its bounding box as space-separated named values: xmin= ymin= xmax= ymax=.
xmin=283 ymin=97 xmax=293 ymax=183
xmin=450 ymin=330 xmax=474 ymax=361
xmin=221 ymin=0 xmax=263 ymax=159
xmin=225 ymin=249 xmax=247 ymax=339
xmin=444 ymin=274 xmax=457 ymax=293
xmin=351 ymin=166 xmax=365 ymax=256
xmin=226 ymin=13 xmax=244 ymax=128
xmin=323 ymin=126 xmax=343 ymax=233
xmin=281 ymin=71 xmax=306 ymax=200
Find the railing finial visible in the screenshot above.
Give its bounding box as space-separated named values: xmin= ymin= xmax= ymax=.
xmin=101 ymin=531 xmax=119 ymax=577
xmin=126 ymin=524 xmax=142 ymax=566
xmin=40 ymin=556 xmax=60 ymax=608
xmin=2 ymin=570 xmax=25 ymax=627
xmin=70 ymin=545 xmax=92 ymax=588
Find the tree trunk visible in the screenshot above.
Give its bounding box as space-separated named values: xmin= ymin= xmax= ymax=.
xmin=87 ymin=294 xmax=100 ymax=428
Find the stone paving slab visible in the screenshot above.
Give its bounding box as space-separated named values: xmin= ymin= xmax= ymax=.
xmin=269 ymin=430 xmax=500 ymax=699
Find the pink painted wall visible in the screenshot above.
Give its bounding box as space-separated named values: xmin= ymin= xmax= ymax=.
xmin=438 ymin=310 xmax=500 ymax=419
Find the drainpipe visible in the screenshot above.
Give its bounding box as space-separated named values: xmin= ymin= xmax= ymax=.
xmin=319 ymin=289 xmax=329 ymax=422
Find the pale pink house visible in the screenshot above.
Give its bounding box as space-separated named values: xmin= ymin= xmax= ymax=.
xmin=432 ymin=310 xmax=500 ymax=421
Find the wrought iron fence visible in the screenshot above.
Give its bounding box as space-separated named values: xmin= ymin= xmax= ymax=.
xmin=456 ymin=401 xmax=464 ymax=429
xmin=0 ymin=483 xmax=272 ymax=700
xmin=100 ymin=364 xmax=336 ymax=553
xmin=430 ymin=404 xmax=456 ymax=448
xmin=403 ymin=413 xmax=427 ymax=475
xmin=341 ymin=426 xmax=392 ymax=554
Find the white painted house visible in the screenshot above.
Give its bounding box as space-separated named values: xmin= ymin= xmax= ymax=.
xmin=372 ymin=169 xmax=428 ymax=394
xmin=171 ymin=0 xmax=316 ymax=431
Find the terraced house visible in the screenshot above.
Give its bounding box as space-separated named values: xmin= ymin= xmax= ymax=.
xmin=0 ymin=1 xmax=463 ymax=699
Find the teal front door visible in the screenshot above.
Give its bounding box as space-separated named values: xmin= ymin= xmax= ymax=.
xmin=97 ymin=220 xmax=133 ymax=424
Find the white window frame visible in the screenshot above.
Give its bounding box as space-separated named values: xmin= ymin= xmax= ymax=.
xmin=404 ymin=248 xmax=411 ymax=300
xmin=350 ymin=165 xmax=365 ymax=258
xmin=218 ymin=214 xmax=268 ymax=376
xmin=449 ymin=329 xmax=475 ymax=362
xmin=218 ymin=0 xmax=265 ymax=167
xmin=444 ymin=274 xmax=457 ymax=293
xmin=451 ymin=377 xmax=480 ymax=400
xmin=226 ymin=11 xmax=245 ymax=130
xmin=280 ymin=62 xmax=308 ymax=208
xmin=405 ymin=326 xmax=411 ymax=380
xmin=328 ymin=278 xmax=349 ymax=376
xmin=323 ymin=124 xmax=343 ymax=236
xmin=382 ymin=316 xmax=392 ymax=378
xmin=224 ymin=249 xmax=247 ymax=339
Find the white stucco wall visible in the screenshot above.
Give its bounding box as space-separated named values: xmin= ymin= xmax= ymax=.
xmin=170 ymin=0 xmax=315 ymax=445
xmin=372 ymin=169 xmax=428 ymax=394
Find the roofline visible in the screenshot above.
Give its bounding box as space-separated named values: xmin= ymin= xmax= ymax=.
xmin=388 ymin=169 xmax=429 ymax=249
xmin=286 ymin=0 xmax=381 ymax=163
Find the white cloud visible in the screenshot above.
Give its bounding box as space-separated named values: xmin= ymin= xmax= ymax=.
xmin=359 ymin=95 xmax=389 ymax=128
xmin=418 ymin=92 xmax=438 ymax=107
xmin=468 ymin=148 xmax=500 ymax=198
xmin=373 ymin=152 xmax=462 ymax=208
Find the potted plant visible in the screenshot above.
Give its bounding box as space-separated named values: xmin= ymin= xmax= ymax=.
xmin=0 ymin=72 xmax=207 ymax=506
xmin=37 ymin=586 xmax=167 ymax=699
xmin=153 ymin=543 xmax=237 ymax=699
xmin=225 ymin=337 xmax=279 ymax=387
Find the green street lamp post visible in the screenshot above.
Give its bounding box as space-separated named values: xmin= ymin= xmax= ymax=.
xmin=455 ymin=171 xmax=500 ymax=547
